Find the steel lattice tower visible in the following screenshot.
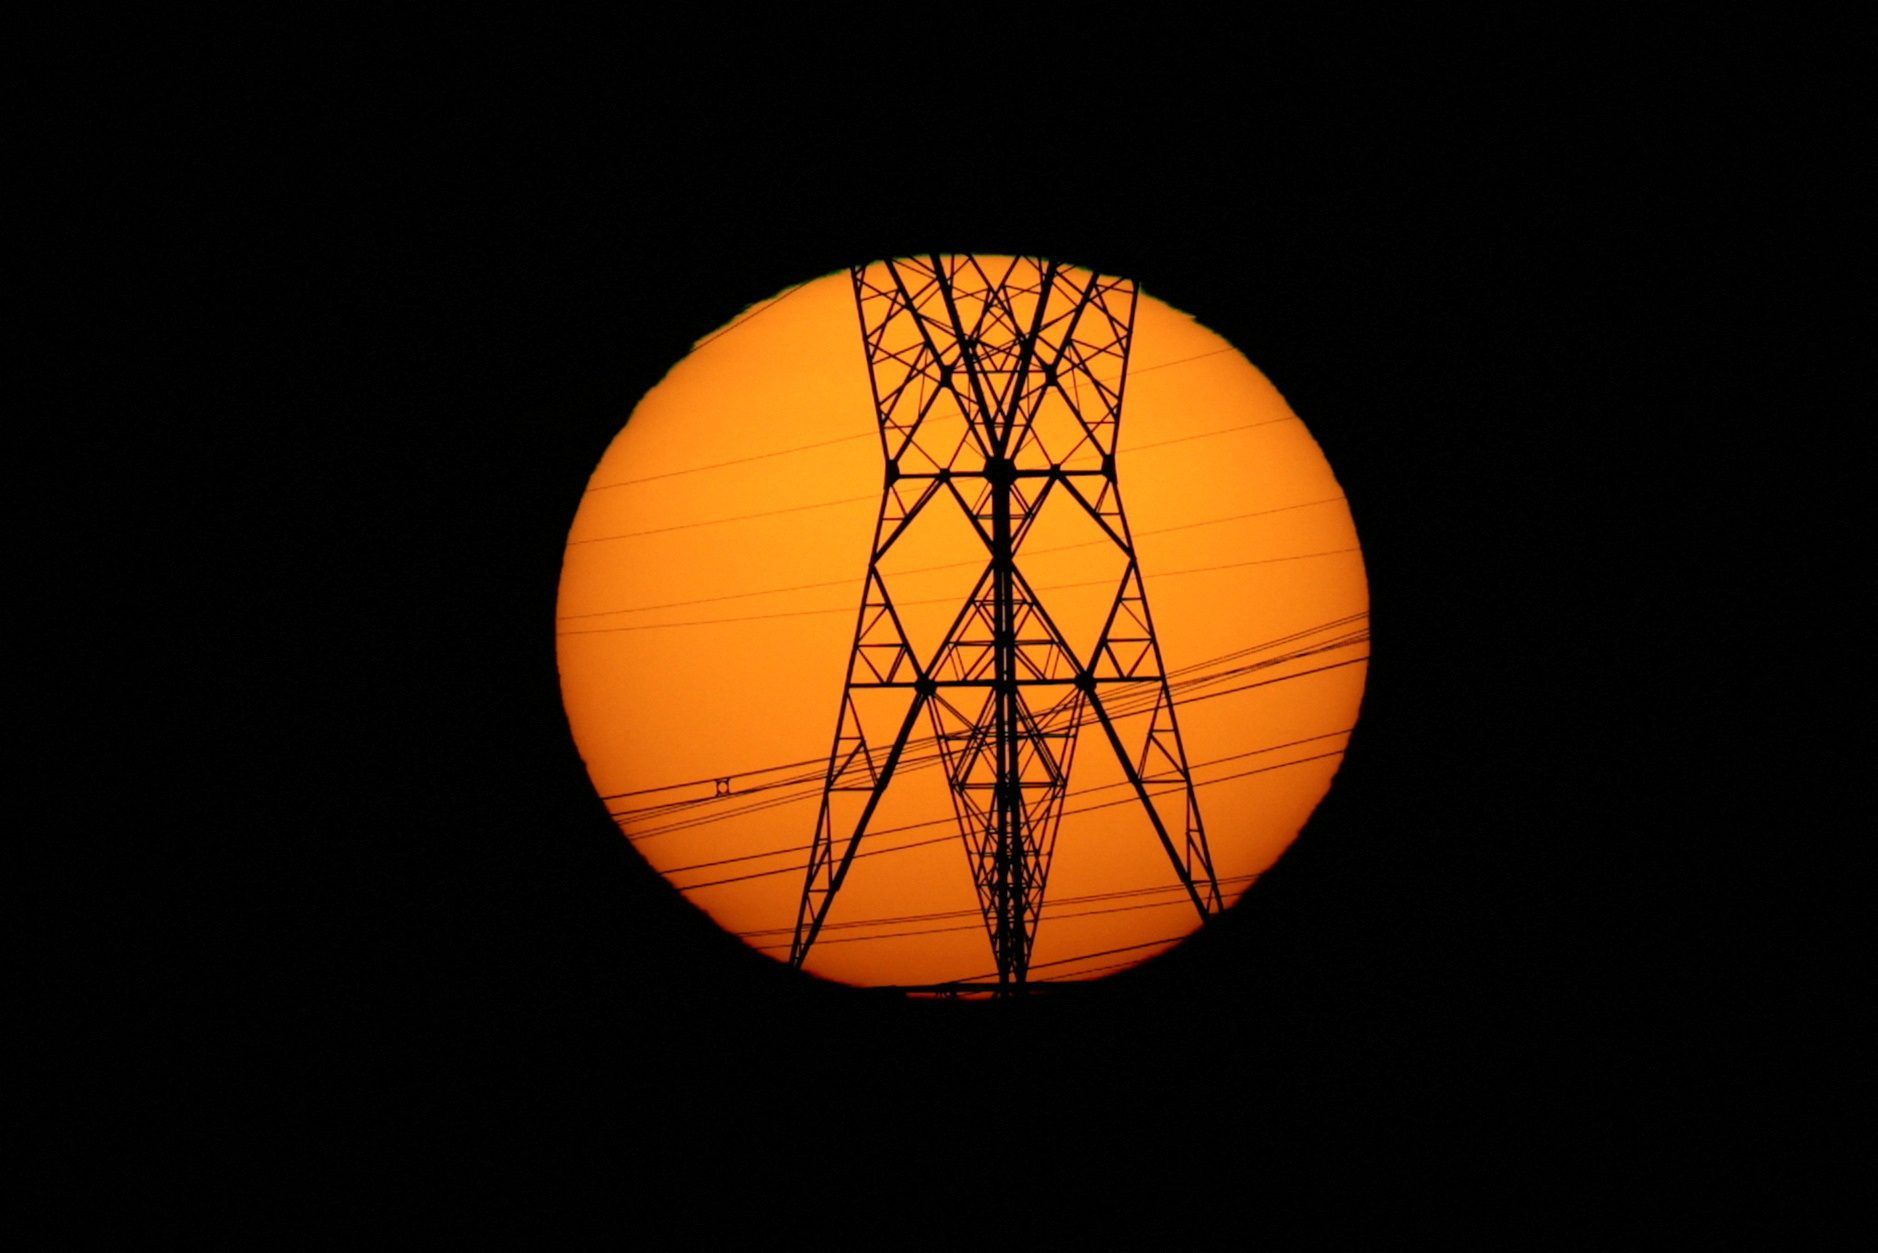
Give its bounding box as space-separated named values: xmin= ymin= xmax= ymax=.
xmin=790 ymin=255 xmax=1223 ymax=990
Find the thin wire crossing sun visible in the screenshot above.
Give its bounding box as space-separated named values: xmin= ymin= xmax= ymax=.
xmin=557 ymin=255 xmax=1370 ymax=998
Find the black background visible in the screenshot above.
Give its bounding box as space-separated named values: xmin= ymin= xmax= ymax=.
xmin=56 ymin=15 xmax=1833 ymax=1240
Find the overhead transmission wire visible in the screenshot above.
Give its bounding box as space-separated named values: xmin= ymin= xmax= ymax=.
xmin=559 ymin=493 xmax=1350 ymax=623
xmin=741 ymin=879 xmax=1268 ymax=951
xmin=733 ymin=872 xmax=1265 ymax=942
xmin=647 ymin=733 xmax=1359 ymax=893
xmin=1124 ymin=345 xmax=1236 ymax=376
xmin=566 ymin=415 xmax=1300 ymax=547
xmin=686 ymin=280 xmax=810 ymax=353
xmin=604 ymin=632 xmax=1370 ymax=842
xmin=604 ymin=613 xmax=1368 ymax=830
xmin=610 ymin=727 xmax=1349 ymax=872
xmin=589 ymin=718 xmax=1356 ymax=974
xmin=579 ymin=338 xmax=1257 ymax=497
xmin=622 ymin=718 xmax=1362 ymax=899
xmin=591 ymin=609 xmax=1365 ymax=806
xmin=557 ymin=544 xmax=1361 ymax=636
xmin=620 ymin=676 xmax=1361 ymax=849
xmin=633 ymin=724 xmax=1354 ymax=875
xmin=583 ymin=433 xmax=865 ymax=493
xmin=612 ymin=651 xmax=1370 ymax=892
xmin=617 ymin=615 xmax=1367 ymax=813
xmin=564 ymin=492 xmax=877 ymax=546
xmin=562 ymin=347 xmax=1339 ymax=618
xmin=615 ymin=661 xmax=1367 ymax=849
xmin=947 ymin=935 xmax=1196 ymax=985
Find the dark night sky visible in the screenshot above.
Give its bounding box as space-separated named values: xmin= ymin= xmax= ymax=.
xmin=55 ymin=16 xmax=1835 ymax=1239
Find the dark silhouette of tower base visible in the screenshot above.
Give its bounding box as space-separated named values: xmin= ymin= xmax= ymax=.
xmin=790 ymin=255 xmax=1222 ymax=991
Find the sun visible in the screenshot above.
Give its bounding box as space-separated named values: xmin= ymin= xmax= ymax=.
xmin=556 ymin=256 xmax=1368 ymax=991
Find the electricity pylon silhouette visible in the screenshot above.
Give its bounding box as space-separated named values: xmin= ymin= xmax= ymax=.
xmin=789 ymin=255 xmax=1223 ymax=992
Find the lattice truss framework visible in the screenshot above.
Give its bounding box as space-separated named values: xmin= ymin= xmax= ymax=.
xmin=791 ymin=255 xmax=1223 ymax=985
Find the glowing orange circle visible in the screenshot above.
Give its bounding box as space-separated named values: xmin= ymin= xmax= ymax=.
xmin=557 ymin=258 xmax=1368 ymax=990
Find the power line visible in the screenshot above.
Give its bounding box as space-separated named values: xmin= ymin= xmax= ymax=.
xmin=610 ymin=709 xmax=1357 ymax=837
xmin=1127 ymin=495 xmax=1347 ymax=542
xmin=570 ymin=418 xmax=1301 ymax=542
xmin=948 ymin=935 xmax=1192 ymax=984
xmin=560 ymin=570 xmax=865 ymax=621
xmin=744 ymin=890 xmax=1254 ymax=951
xmin=565 ymin=492 xmax=875 ymax=546
xmin=631 ymin=648 xmax=1366 ymax=850
xmin=687 ymin=280 xmax=811 ymax=353
xmin=557 ymin=599 xmax=866 ymax=635
xmin=556 ymin=494 xmax=1350 ymax=622
xmin=1159 ymin=612 xmax=1369 ymax=677
xmin=653 ymin=738 xmax=1350 ymax=879
xmin=1004 ymin=548 xmax=1362 ymax=598
xmin=1032 ymin=963 xmax=1131 ymax=981
xmin=1161 ymin=654 xmax=1370 ymax=711
xmin=598 ymin=754 xmax=832 ymax=802
xmin=659 ymin=731 xmax=1361 ymax=892
xmin=1123 ymin=414 xmax=1297 ymax=454
xmin=733 ymin=873 xmax=1264 ymax=940
xmin=584 ymin=431 xmax=873 ymax=493
xmin=1050 ymin=748 xmax=1351 ymax=819
xmin=1124 ymin=346 xmax=1238 ymax=376
xmin=557 ymin=546 xmax=1363 ymax=635
xmin=607 ymin=626 xmax=1367 ymax=836
xmin=579 ymin=342 xmax=1261 ymax=496
xmin=607 ymin=628 xmax=1369 ymax=837
xmin=744 ymin=876 xmax=1268 ymax=949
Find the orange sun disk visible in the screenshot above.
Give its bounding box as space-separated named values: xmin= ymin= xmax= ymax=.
xmin=556 ymin=259 xmax=1369 ymax=990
